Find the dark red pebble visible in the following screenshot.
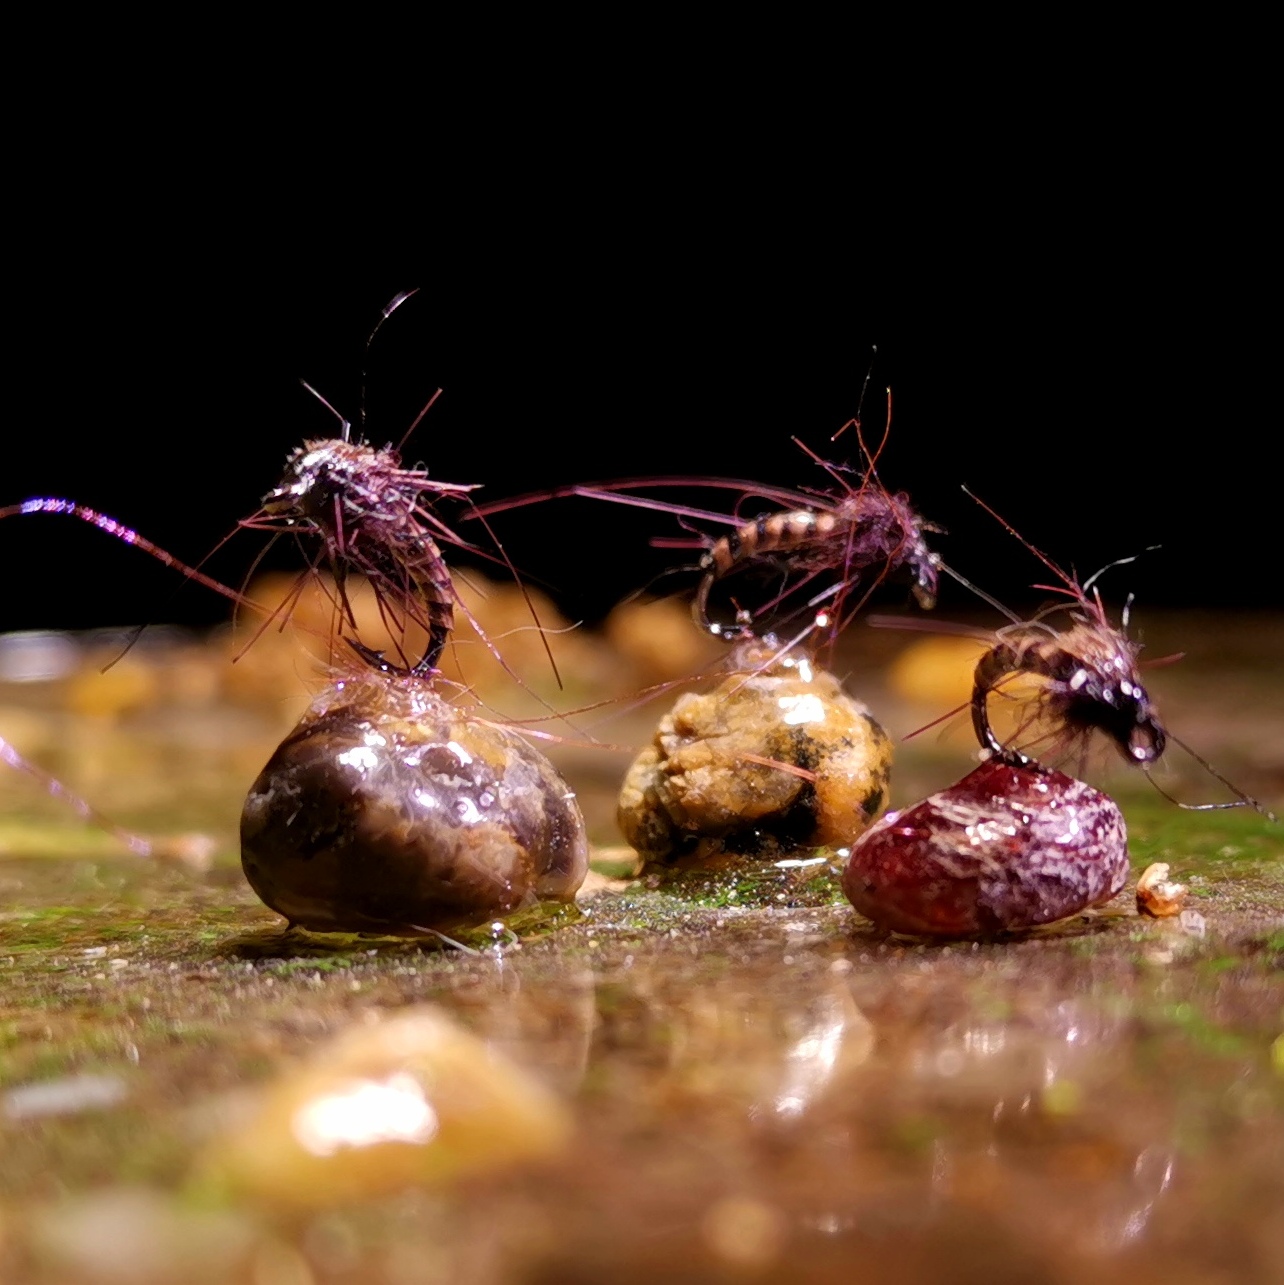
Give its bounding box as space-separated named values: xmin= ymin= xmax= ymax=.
xmin=842 ymin=758 xmax=1129 ymax=936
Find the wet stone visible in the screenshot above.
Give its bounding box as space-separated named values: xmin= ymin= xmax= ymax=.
xmin=240 ymin=673 xmax=588 ymax=935
xmin=200 ymin=1007 xmax=570 ymax=1209
xmin=842 ymin=757 xmax=1129 ymax=936
xmin=618 ymin=652 xmax=893 ymax=863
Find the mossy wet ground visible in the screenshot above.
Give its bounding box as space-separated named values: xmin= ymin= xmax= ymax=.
xmin=0 ymin=619 xmax=1281 ymax=1284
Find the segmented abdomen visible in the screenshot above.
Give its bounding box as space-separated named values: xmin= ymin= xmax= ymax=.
xmin=695 ymin=509 xmax=844 ymax=633
xmin=407 ymin=550 xmax=454 ymax=677
xmin=353 ymin=530 xmax=456 ymax=678
xmin=705 ymin=509 xmax=842 ymax=576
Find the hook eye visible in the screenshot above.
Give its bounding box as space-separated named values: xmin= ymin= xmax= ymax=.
xmin=1127 ymin=721 xmax=1164 ymax=764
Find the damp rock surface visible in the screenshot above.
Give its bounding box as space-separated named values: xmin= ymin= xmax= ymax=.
xmin=842 ymin=757 xmax=1130 ymax=936
xmin=2 ymin=614 xmax=1283 ymax=1285
xmin=240 ymin=674 xmax=588 ymax=934
xmin=618 ymin=652 xmax=893 ymax=862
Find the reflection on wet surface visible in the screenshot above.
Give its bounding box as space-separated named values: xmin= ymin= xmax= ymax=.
xmin=0 ymin=615 xmax=1281 ymax=1283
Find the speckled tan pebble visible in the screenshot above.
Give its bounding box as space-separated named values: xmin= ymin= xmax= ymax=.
xmin=618 ymin=651 xmax=892 ymax=861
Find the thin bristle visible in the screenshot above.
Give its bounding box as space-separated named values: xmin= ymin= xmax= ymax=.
xmin=962 ymin=486 xmax=1082 ymax=599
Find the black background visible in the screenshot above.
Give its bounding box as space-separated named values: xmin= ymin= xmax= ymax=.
xmin=4 ymin=258 xmax=1278 ymax=639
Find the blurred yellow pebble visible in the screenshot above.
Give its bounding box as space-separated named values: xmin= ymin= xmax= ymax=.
xmin=200 ymin=1007 xmax=571 ymax=1209
xmin=604 ymin=597 xmax=721 ymax=687
xmin=64 ymin=654 xmax=158 ymax=719
xmin=887 ymin=635 xmax=988 ymax=709
xmin=439 ymin=574 xmax=615 ymax=701
xmin=887 ymin=635 xmax=1051 ymax=748
xmin=158 ymin=647 xmax=226 ymax=708
xmin=0 ymin=706 xmax=55 ymax=759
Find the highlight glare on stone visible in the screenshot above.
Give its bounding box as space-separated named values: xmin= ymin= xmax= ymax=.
xmin=291 ymin=1072 xmax=439 ymax=1156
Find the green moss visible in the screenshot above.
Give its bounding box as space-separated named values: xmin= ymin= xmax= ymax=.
xmin=639 ymin=850 xmax=848 ymax=910
xmin=589 ymin=850 xmax=643 ymax=879
xmin=1153 ymin=1002 xmax=1251 ymax=1057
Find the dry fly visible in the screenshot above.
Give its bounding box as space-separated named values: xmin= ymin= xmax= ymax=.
xmin=905 ymin=489 xmax=1275 ymax=818
xmin=3 ymin=291 xmax=559 ymax=687
xmin=0 ymin=292 xmax=570 ymax=859
xmin=471 ymin=374 xmax=967 ymax=649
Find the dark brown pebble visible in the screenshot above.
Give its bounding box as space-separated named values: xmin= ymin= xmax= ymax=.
xmin=241 ymin=673 xmax=588 ymax=935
